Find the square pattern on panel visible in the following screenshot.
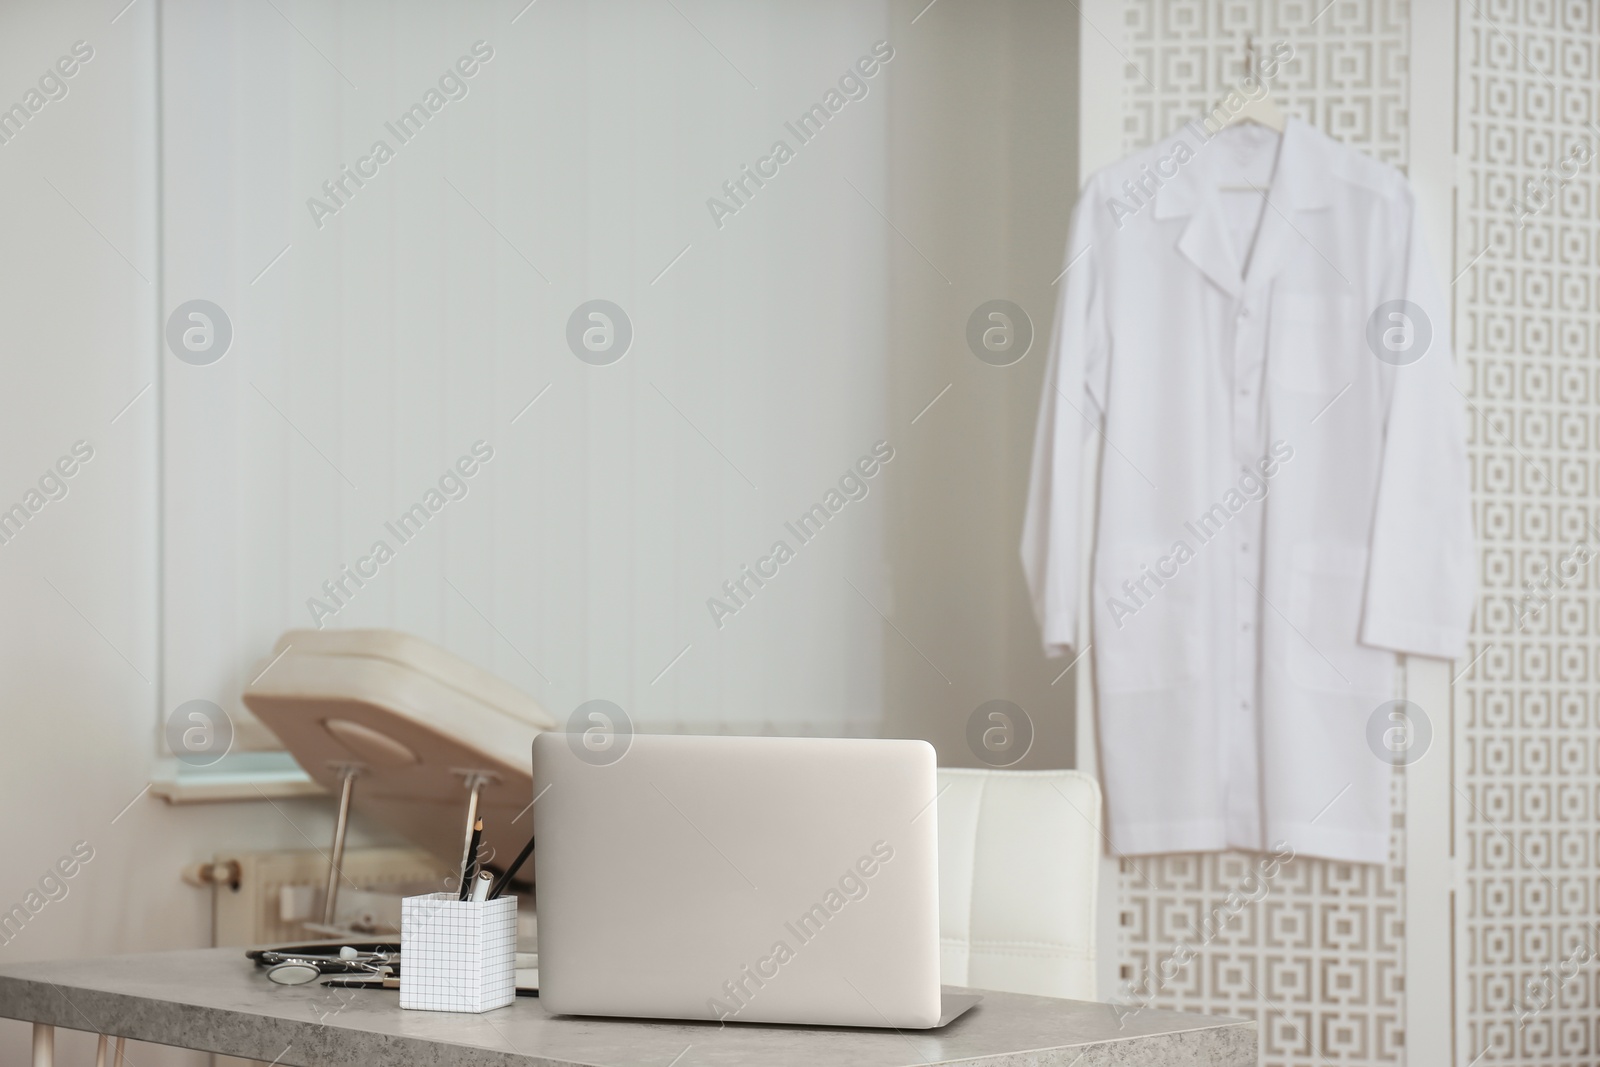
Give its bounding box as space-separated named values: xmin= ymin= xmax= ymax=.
xmin=1121 ymin=0 xmax=1409 ymax=167
xmin=1457 ymin=2 xmax=1600 ymax=1065
xmin=1113 ymin=2 xmax=1409 ymax=1064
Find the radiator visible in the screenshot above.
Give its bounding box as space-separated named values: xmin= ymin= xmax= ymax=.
xmin=205 ymin=846 xmax=450 ymax=948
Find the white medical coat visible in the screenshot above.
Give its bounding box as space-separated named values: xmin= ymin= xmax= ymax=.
xmin=1022 ymin=118 xmax=1474 ymax=865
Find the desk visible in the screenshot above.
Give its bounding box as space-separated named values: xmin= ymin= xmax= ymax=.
xmin=0 ymin=949 xmax=1255 ymax=1066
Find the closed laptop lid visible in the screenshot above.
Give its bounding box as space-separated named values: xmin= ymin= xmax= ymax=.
xmin=532 ymin=733 xmax=942 ymax=1028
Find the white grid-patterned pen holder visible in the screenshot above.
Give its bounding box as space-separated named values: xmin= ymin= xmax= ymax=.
xmin=400 ymin=893 xmax=517 ymax=1013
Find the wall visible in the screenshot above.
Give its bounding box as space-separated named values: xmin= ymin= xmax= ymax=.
xmin=0 ymin=3 xmax=410 ymax=1064
xmin=155 ymin=0 xmax=1082 ymax=765
xmin=880 ymin=0 xmax=1080 ymax=770
xmin=162 ymin=0 xmax=899 ymax=745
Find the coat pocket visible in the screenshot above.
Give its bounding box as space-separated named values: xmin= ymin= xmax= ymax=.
xmin=1267 ymin=292 xmax=1359 ymax=395
xmin=1286 ymin=544 xmax=1395 ymax=698
xmin=1092 ymin=549 xmax=1206 ymax=694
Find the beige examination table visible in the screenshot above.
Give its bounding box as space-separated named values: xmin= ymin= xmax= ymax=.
xmin=242 ymin=629 xmax=556 ymax=914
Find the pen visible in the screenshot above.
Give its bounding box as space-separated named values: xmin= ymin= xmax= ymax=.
xmin=459 ymin=818 xmax=483 ymax=901
xmin=471 ymin=870 xmax=493 ymax=902
xmin=488 ymin=831 xmax=536 ymax=900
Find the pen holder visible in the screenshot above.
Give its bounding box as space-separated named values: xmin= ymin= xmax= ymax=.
xmin=400 ymin=893 xmax=517 ymax=1013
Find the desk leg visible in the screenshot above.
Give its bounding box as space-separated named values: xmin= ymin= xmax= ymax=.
xmin=31 ymin=1023 xmax=53 ymax=1067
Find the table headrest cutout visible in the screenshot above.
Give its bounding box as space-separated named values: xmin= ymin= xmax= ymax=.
xmin=323 ymin=719 xmax=418 ymax=768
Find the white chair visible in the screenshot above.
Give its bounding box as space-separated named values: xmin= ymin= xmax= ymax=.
xmin=936 ymin=767 xmax=1102 ymax=1000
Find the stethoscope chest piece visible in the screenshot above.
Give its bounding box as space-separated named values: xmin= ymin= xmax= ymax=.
xmin=266 ymin=961 xmax=323 ymax=986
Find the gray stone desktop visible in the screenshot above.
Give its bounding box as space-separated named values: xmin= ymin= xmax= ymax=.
xmin=0 ymin=949 xmax=1255 ymax=1066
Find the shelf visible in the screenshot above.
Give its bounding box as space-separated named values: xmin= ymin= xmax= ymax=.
xmin=149 ymin=752 xmax=326 ymax=803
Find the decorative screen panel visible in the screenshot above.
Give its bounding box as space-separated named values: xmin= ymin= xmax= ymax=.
xmin=1112 ymin=2 xmax=1409 ymax=1064
xmin=1457 ymin=2 xmax=1600 ymax=1064
xmin=1121 ymin=0 xmax=1409 ymax=166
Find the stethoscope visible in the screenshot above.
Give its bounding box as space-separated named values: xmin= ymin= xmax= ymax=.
xmin=250 ymin=944 xmax=398 ymax=986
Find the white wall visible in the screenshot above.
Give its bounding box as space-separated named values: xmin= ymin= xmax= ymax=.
xmin=0 ymin=3 xmax=403 ymax=1064
xmin=881 ymin=0 xmax=1080 ymax=768
xmin=158 ymin=0 xmax=1082 ymax=763
xmin=163 ymin=0 xmax=898 ymax=743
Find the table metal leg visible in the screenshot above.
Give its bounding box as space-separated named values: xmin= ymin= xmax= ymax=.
xmin=96 ymin=1033 xmax=107 ymax=1067
xmin=31 ymin=1023 xmax=52 ymax=1067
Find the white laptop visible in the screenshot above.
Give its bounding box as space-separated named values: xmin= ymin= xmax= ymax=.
xmin=532 ymin=733 xmax=975 ymax=1028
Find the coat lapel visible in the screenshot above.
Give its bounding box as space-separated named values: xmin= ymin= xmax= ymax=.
xmin=1157 ymin=117 xmax=1336 ymax=299
xmin=1242 ymin=119 xmax=1336 ymax=291
xmin=1156 ymin=126 xmax=1244 ymax=299
xmin=1174 ymin=204 xmax=1245 ymax=299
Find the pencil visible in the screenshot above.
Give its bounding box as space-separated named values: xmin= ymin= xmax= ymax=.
xmin=459 ymin=818 xmax=483 ymax=901
xmin=488 ymin=831 xmax=536 ymax=900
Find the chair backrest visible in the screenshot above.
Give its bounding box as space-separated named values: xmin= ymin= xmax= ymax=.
xmin=936 ymin=767 xmax=1101 ymax=1000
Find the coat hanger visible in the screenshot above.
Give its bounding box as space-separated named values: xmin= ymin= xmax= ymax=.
xmin=1211 ymin=34 xmax=1285 ymax=197
xmin=1216 ymin=35 xmax=1285 ymax=135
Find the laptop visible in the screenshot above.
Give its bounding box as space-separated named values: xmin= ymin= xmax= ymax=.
xmin=532 ymin=732 xmax=976 ymax=1028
